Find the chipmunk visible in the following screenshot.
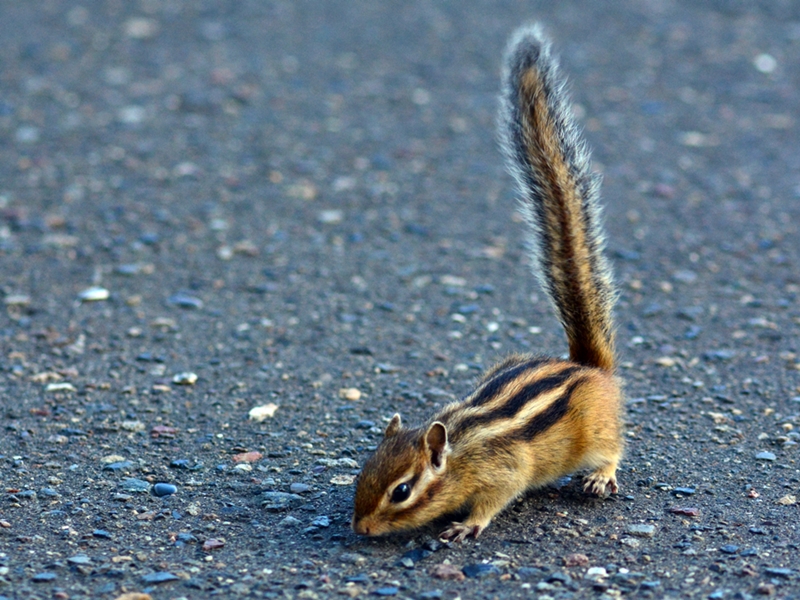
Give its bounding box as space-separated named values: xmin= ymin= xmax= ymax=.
xmin=352 ymin=24 xmax=624 ymax=543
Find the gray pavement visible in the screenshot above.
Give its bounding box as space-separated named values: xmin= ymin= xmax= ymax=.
xmin=1 ymin=1 xmax=800 ymax=598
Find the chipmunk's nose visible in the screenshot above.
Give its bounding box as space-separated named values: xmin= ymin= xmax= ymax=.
xmin=351 ymin=517 xmax=370 ymax=536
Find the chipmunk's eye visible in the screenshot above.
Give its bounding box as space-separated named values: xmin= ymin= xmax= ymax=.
xmin=390 ymin=482 xmax=411 ymax=503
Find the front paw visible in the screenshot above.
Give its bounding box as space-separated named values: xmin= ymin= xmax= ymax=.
xmin=583 ymin=471 xmax=618 ymax=497
xmin=439 ymin=522 xmax=483 ymax=543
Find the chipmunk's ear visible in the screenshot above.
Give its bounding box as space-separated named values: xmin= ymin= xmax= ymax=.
xmin=424 ymin=422 xmax=449 ymax=471
xmin=384 ymin=413 xmax=402 ymax=438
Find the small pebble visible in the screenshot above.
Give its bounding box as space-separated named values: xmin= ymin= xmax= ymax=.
xmin=671 ymin=487 xmax=696 ymax=496
xmin=719 ymin=544 xmax=739 ymax=554
xmin=756 ymin=583 xmax=776 ymax=595
xmin=249 ymin=403 xmax=279 ymax=421
xmin=312 ymin=516 xmax=330 ymax=528
xmin=329 ymin=474 xmax=356 ymax=486
xmin=372 ymin=588 xmax=398 ymax=597
xmin=401 ymin=547 xmax=432 ymax=565
xmin=152 ymin=483 xmax=177 ymax=497
xmin=641 ymin=581 xmax=661 ymax=589
xmin=45 ymin=382 xmax=76 ymax=393
xmin=172 ymin=372 xmax=198 ymax=385
xmin=32 ymin=572 xmax=57 ymax=582
xmin=585 ymin=567 xmax=608 ymax=580
xmin=120 ymin=478 xmax=150 ymax=493
xmin=233 ymin=451 xmax=263 ymax=464
xmin=67 ymin=555 xmax=92 ymax=566
xmin=317 ymin=456 xmax=359 ymax=468
xmin=115 ymin=263 xmax=144 ymax=276
xmin=261 ymin=491 xmax=303 ymax=512
xmin=279 ymin=516 xmax=302 ymax=528
xmin=339 ymin=553 xmax=366 ymax=565
xmin=103 ymin=461 xmax=134 ymax=472
xmin=559 ymin=552 xmax=587 ymax=568
xmin=668 ymin=507 xmax=700 ymax=517
xmin=202 ymin=538 xmax=225 ymax=551
xmin=16 ymin=125 xmax=40 ymax=144
xmin=431 ymin=563 xmax=465 ymax=581
xmin=626 ymin=524 xmax=656 ymax=537
xmin=318 ymin=209 xmax=343 ymax=224
xmin=753 ymin=53 xmax=777 ymax=74
xmin=462 ymin=564 xmax=501 ymax=579
xmin=517 ymin=567 xmax=546 ymax=581
xmin=92 ymin=529 xmax=112 ymax=539
xmin=704 ymin=349 xmax=736 ymax=361
xmin=339 ymin=387 xmax=362 ymax=401
xmin=167 ymin=293 xmax=203 ymax=309
xmin=78 ymin=286 xmax=110 ymax=301
xmin=754 ymin=451 xmax=776 ymax=461
xmin=140 ymin=572 xmax=179 ymax=584
xmin=290 ymin=483 xmax=311 ymax=494
xmin=763 ymin=567 xmax=793 ymax=578
xmin=4 ymin=294 xmax=31 ymax=306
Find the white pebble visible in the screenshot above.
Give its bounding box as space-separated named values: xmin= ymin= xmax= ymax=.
xmin=412 ymin=88 xmax=431 ymax=105
xmin=4 ymin=294 xmax=31 ymax=306
xmin=124 ymin=17 xmax=159 ymax=39
xmin=15 ymin=126 xmax=40 ymax=144
xmin=318 ymin=209 xmax=343 ymax=224
xmin=78 ymin=287 xmax=110 ymax=302
xmin=754 ymin=53 xmax=777 ymax=74
xmin=46 ymin=382 xmax=76 ymax=393
xmin=172 ymin=372 xmax=198 ymax=385
xmin=338 ymin=388 xmax=362 ymax=401
xmin=440 ymin=275 xmax=466 ymax=287
xmin=330 ymin=474 xmax=356 ymax=486
xmin=585 ymin=567 xmax=608 ymax=580
xmin=249 ymin=403 xmax=279 ymax=422
xmin=118 ymin=106 xmax=146 ymax=124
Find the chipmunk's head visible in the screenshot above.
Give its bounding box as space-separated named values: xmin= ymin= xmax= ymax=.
xmin=352 ymin=413 xmax=451 ymax=536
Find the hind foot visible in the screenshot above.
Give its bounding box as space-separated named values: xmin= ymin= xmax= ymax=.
xmin=583 ymin=464 xmax=618 ymax=497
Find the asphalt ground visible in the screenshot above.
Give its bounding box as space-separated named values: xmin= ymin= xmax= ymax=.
xmin=1 ymin=1 xmax=800 ymax=599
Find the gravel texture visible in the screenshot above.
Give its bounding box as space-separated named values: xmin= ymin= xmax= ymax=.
xmin=1 ymin=1 xmax=800 ymax=599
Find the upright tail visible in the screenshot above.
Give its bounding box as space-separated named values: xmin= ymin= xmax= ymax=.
xmin=500 ymin=25 xmax=617 ymax=371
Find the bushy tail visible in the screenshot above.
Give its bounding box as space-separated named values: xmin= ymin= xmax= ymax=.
xmin=500 ymin=24 xmax=617 ymax=371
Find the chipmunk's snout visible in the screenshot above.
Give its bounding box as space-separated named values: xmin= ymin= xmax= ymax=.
xmin=354 ymin=523 xmax=370 ymax=536
xmin=351 ymin=515 xmax=370 ymax=536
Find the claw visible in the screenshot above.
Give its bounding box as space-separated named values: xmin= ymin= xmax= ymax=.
xmin=439 ymin=522 xmax=483 ymax=543
xmin=583 ymin=472 xmax=618 ymax=497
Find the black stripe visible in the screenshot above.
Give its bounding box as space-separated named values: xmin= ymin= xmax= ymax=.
xmin=451 ymin=367 xmax=580 ymax=442
xmin=513 ymin=378 xmax=583 ymax=440
xmin=467 ymin=357 xmax=551 ymax=407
